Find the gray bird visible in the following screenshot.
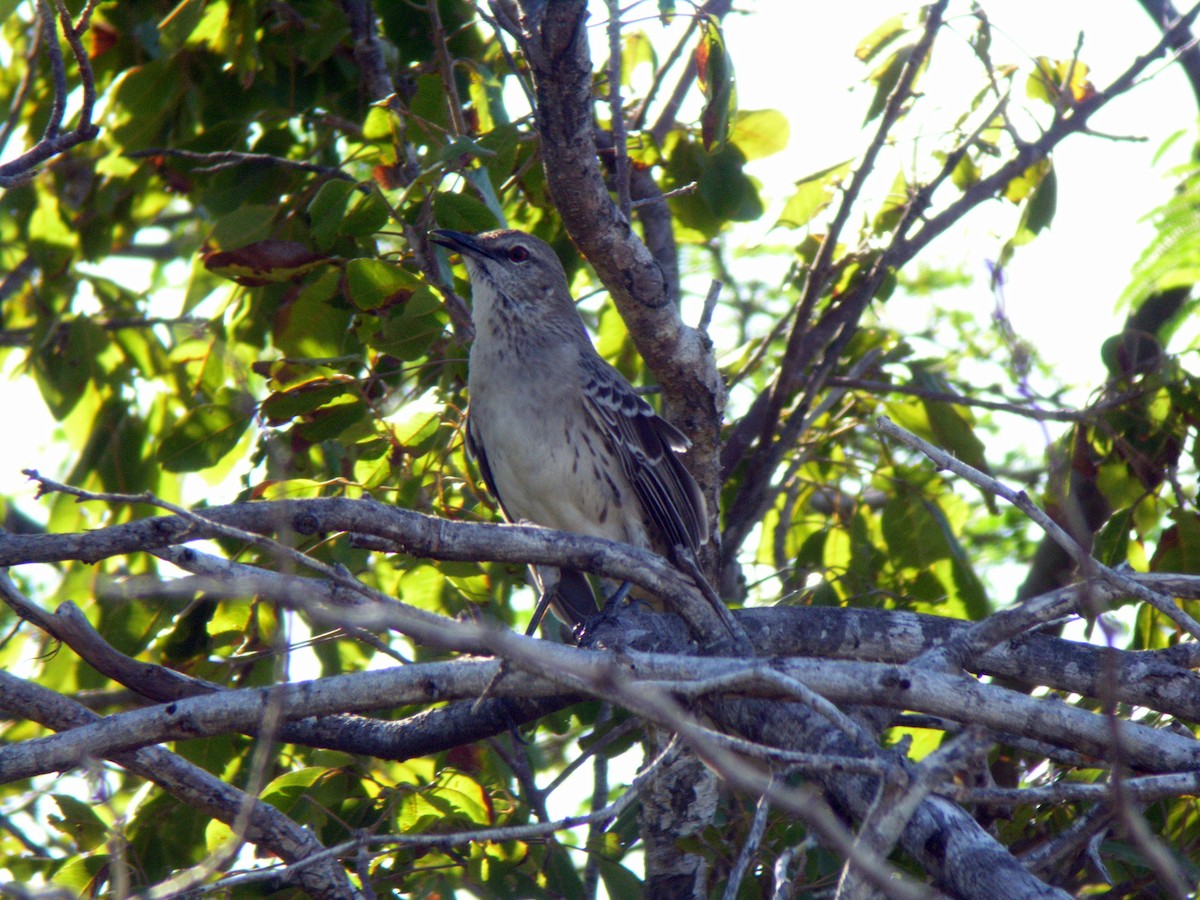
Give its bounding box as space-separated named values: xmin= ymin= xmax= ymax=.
xmin=430 ymin=228 xmax=708 ymax=633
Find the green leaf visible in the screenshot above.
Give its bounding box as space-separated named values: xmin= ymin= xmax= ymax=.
xmin=261 ymin=379 xmax=355 ymax=425
xmin=947 ymin=151 xmax=981 ymax=191
xmin=158 ymin=388 xmax=254 ymax=472
xmin=307 ymin=180 xmax=357 ymax=251
xmin=110 ymin=61 xmax=182 ymax=146
xmin=49 ymin=795 xmax=109 ymax=851
xmin=295 ymin=395 xmax=371 ymax=442
xmin=729 ymin=109 xmax=790 ymax=161
xmin=51 ymin=855 xmax=108 ymax=894
xmin=598 ymin=859 xmax=643 ymax=897
xmin=366 ymin=287 xmax=445 ymax=360
xmin=881 ymin=491 xmax=948 ymax=569
xmin=32 ymin=317 xmax=108 ymax=420
xmin=1150 ymin=511 xmax=1200 ymax=574
xmin=855 ymin=14 xmax=907 ymax=63
xmin=864 ymin=44 xmax=914 ymax=125
xmin=204 ymin=204 xmax=280 ymax=252
xmin=872 ymin=169 xmax=910 ymax=235
xmin=697 ymin=144 xmax=763 ymax=221
xmin=345 ymin=258 xmax=422 ymax=311
xmin=1022 ymin=165 xmax=1057 ymax=236
xmin=342 ymin=188 xmax=391 ymax=238
xmin=158 ymin=0 xmax=207 ymax=52
xmin=775 ymin=159 xmax=853 ymax=230
xmin=362 ymin=106 xmax=394 ymax=142
xmin=1094 ymin=508 xmax=1135 ymax=567
xmin=261 ymin=767 xmax=330 ymax=813
xmin=275 ymin=269 xmax=353 ymax=358
xmin=1002 ymin=159 xmax=1051 ymax=204
xmin=433 ymin=190 xmax=501 ymax=234
xmin=461 ymin=168 xmax=507 ymax=228
xmin=621 ymin=31 xmax=657 ymax=87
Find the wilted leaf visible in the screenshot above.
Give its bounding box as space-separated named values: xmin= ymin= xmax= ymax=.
xmin=201 ymin=240 xmax=332 ymax=286
xmin=1027 ymin=56 xmax=1095 ymax=105
xmin=695 ymin=19 xmax=737 ymax=151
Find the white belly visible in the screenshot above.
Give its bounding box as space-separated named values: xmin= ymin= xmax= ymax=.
xmin=468 ymin=359 xmax=646 ymax=548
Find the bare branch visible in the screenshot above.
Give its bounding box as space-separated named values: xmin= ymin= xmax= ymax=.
xmin=0 ymin=668 xmax=357 ymax=899
xmin=877 ymin=415 xmax=1200 ymax=641
xmin=603 ymin=0 xmax=632 ymax=223
xmin=0 ymin=0 xmax=100 ymax=188
xmin=127 ymin=148 xmax=357 ymax=181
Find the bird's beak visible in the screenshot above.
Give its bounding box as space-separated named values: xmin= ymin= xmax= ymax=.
xmin=430 ymin=229 xmax=494 ymax=261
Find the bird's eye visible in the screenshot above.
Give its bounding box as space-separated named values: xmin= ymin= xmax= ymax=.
xmin=508 ymin=245 xmax=530 ymax=263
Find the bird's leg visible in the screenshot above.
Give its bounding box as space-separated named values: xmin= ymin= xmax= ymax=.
xmin=525 ymin=587 xmax=557 ymax=637
xmin=573 ymin=580 xmax=633 ymax=641
xmin=524 ymin=565 xmax=597 ymax=636
xmin=601 ymin=580 xmax=633 ymax=613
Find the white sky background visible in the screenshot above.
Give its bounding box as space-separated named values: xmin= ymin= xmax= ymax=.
xmin=723 ymin=0 xmax=1194 ymax=399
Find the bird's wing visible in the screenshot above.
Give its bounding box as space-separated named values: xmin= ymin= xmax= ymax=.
xmin=580 ymin=355 xmax=708 ymax=553
xmin=465 ymin=411 xmax=513 ymax=522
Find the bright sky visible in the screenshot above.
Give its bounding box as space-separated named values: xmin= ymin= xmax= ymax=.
xmin=726 ymin=1 xmax=1193 ymax=395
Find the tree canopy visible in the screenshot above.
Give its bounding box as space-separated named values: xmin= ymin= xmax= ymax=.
xmin=2 ymin=1 xmax=1200 ymax=897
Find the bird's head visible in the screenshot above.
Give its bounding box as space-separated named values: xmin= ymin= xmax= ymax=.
xmin=431 ymin=229 xmax=575 ymax=323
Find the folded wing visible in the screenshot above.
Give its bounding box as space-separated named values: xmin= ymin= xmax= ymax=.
xmin=579 ymin=355 xmax=708 ymax=555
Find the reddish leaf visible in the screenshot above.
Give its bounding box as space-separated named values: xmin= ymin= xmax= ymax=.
xmin=201 ymin=240 xmax=332 ymax=286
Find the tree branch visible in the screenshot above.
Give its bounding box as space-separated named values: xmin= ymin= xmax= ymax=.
xmin=0 ymin=670 xmax=358 ymax=899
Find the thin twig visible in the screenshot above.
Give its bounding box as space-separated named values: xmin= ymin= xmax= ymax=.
xmin=722 ymin=789 xmax=772 ymax=900
xmin=604 ymin=0 xmax=632 ymax=222
xmin=629 ymin=179 xmax=697 ymax=207
xmin=127 ymin=148 xmax=356 ymax=181
xmin=828 ymin=376 xmax=1155 ymax=423
xmin=0 ymin=23 xmax=42 ymax=157
xmin=0 ymin=0 xmax=100 ymax=188
xmin=430 ymin=0 xmax=468 ymax=136
xmin=697 ymin=278 xmax=721 ymax=334
xmin=876 ymin=415 xmax=1200 ymax=641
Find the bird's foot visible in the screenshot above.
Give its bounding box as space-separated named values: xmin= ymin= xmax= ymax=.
xmin=573 ymin=581 xmax=633 ymax=642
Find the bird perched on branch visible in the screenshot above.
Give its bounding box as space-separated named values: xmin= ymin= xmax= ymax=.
xmin=430 ymin=228 xmax=709 ymax=634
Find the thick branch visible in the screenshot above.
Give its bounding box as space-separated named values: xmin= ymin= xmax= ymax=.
xmin=0 ymin=671 xmax=358 ymax=899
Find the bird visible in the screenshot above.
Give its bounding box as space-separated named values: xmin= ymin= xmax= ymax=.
xmin=430 ymin=228 xmax=709 ymax=634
